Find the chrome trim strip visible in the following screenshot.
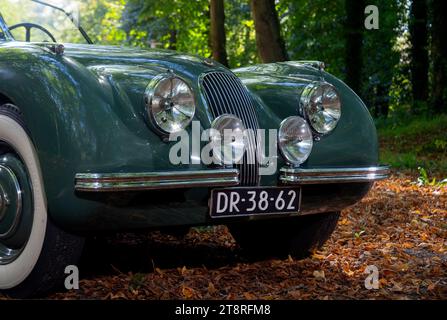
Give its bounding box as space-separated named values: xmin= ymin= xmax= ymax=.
xmin=75 ymin=169 xmax=240 ymax=192
xmin=280 ymin=166 xmax=390 ymax=184
xmin=0 ymin=14 xmax=13 ymax=41
xmin=0 ymin=13 xmax=10 ymax=41
xmin=299 ymin=61 xmax=325 ymax=71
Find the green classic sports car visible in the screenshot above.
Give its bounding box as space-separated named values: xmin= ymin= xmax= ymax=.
xmin=0 ymin=0 xmax=389 ymax=297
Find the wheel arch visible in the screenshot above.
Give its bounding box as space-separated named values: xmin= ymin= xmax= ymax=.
xmin=0 ymin=92 xmax=16 ymax=107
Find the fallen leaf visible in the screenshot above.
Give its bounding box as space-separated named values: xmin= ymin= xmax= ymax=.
xmin=182 ymin=286 xmax=195 ymax=299
xmin=313 ymin=270 xmax=326 ymax=280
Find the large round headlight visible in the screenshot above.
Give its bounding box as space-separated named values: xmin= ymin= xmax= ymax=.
xmin=278 ymin=116 xmax=313 ymax=166
xmin=145 ymin=74 xmax=196 ymax=134
xmin=210 ymin=114 xmax=246 ymax=165
xmin=301 ymin=82 xmax=341 ymax=134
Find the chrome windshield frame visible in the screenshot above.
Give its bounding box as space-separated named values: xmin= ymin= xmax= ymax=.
xmin=0 ymin=2 xmax=93 ymax=44
xmin=0 ymin=13 xmax=13 ymax=41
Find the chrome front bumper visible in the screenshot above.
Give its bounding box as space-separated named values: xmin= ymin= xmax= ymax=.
xmin=75 ymin=166 xmax=390 ymax=192
xmin=280 ymin=166 xmax=390 ymax=184
xmin=75 ymin=169 xmax=239 ymax=192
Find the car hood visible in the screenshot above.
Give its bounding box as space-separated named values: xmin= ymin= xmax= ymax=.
xmin=62 ymin=43 xmax=225 ymax=78
xmin=58 ymin=43 xmax=231 ymax=114
xmin=59 ymin=44 xmax=326 ymax=129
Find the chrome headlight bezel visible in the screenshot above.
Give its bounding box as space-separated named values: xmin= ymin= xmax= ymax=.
xmin=278 ymin=116 xmax=313 ymax=167
xmin=300 ymin=82 xmax=342 ymax=135
xmin=144 ymin=73 xmax=196 ymax=135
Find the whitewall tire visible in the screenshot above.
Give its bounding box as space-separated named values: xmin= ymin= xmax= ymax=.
xmin=0 ymin=108 xmax=47 ymax=289
xmin=0 ymin=104 xmax=84 ymax=297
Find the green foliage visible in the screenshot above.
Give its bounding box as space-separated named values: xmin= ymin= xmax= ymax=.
xmin=278 ymin=0 xmax=409 ymax=119
xmin=3 ymin=0 xmax=441 ymax=120
xmin=278 ymin=0 xmax=345 ymax=77
xmin=434 ymin=139 xmax=447 ymax=151
xmin=120 ymin=0 xmax=210 ymax=55
xmin=378 ymin=115 xmax=447 ymax=176
xmin=354 ymin=230 xmax=366 ymax=239
xmin=19 ymin=0 xmax=415 ymax=116
xmin=80 ymin=0 xmax=127 ymax=44
xmin=225 ymin=0 xmax=259 ymax=67
xmin=120 ymin=0 xmax=259 ymax=67
xmin=362 ymin=0 xmax=405 ymax=118
xmin=376 ymin=114 xmax=447 ymax=137
xmin=416 ymin=167 xmax=447 ymax=187
xmin=128 ymin=273 xmax=147 ymax=291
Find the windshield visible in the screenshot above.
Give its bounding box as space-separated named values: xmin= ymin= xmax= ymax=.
xmin=0 ymin=0 xmax=91 ymax=43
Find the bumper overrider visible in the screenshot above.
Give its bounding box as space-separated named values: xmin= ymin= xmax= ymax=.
xmin=74 ymin=166 xmax=390 ymax=192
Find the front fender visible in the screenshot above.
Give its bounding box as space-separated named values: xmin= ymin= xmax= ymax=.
xmin=235 ymin=62 xmax=379 ymax=171
xmin=0 ymin=43 xmax=193 ymax=228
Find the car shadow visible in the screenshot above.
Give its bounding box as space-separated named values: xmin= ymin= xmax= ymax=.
xmin=78 ymin=228 xmax=245 ymax=278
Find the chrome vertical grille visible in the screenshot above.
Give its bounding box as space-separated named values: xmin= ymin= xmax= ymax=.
xmin=200 ymin=72 xmax=260 ymax=186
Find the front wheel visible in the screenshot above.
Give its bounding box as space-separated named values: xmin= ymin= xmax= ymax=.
xmin=229 ymin=212 xmax=340 ymax=259
xmin=0 ymin=104 xmax=84 ymax=298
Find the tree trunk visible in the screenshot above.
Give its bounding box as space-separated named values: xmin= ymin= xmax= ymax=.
xmin=210 ymin=0 xmax=229 ymax=67
xmin=377 ymin=85 xmax=390 ymax=118
xmin=430 ymin=0 xmax=447 ymax=114
xmin=409 ymin=0 xmax=429 ymax=114
xmin=250 ymin=0 xmax=288 ymax=63
xmin=168 ymin=29 xmax=177 ymax=51
xmin=344 ymin=0 xmax=364 ymax=95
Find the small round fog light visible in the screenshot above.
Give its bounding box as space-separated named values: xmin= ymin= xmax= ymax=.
xmin=278 ymin=116 xmax=313 ymax=166
xmin=210 ymin=114 xmax=246 ymax=165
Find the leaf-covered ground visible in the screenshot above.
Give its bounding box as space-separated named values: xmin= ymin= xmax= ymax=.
xmin=35 ymin=172 xmax=445 ymax=300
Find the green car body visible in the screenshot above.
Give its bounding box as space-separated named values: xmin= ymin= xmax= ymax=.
xmin=0 ymin=8 xmax=391 ymax=296
xmin=0 ymin=37 xmax=384 ymax=231
xmin=0 ymin=40 xmax=380 ymax=230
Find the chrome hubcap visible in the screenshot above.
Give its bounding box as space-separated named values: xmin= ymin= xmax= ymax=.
xmin=0 ymin=165 xmax=22 ymax=240
xmin=0 ymin=151 xmax=33 ymax=265
xmin=0 ymin=186 xmax=5 ymax=220
xmin=0 ymin=184 xmax=11 ymax=222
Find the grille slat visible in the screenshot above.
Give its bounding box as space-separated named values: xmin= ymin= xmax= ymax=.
xmin=204 ymin=80 xmax=222 ymax=116
xmin=201 ymin=72 xmax=260 ymax=186
xmin=212 ymin=74 xmax=232 ymax=115
xmin=216 ymin=73 xmax=254 ymax=185
xmin=202 ymin=83 xmax=217 ymax=118
xmin=213 ymin=74 xmax=245 ymax=184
